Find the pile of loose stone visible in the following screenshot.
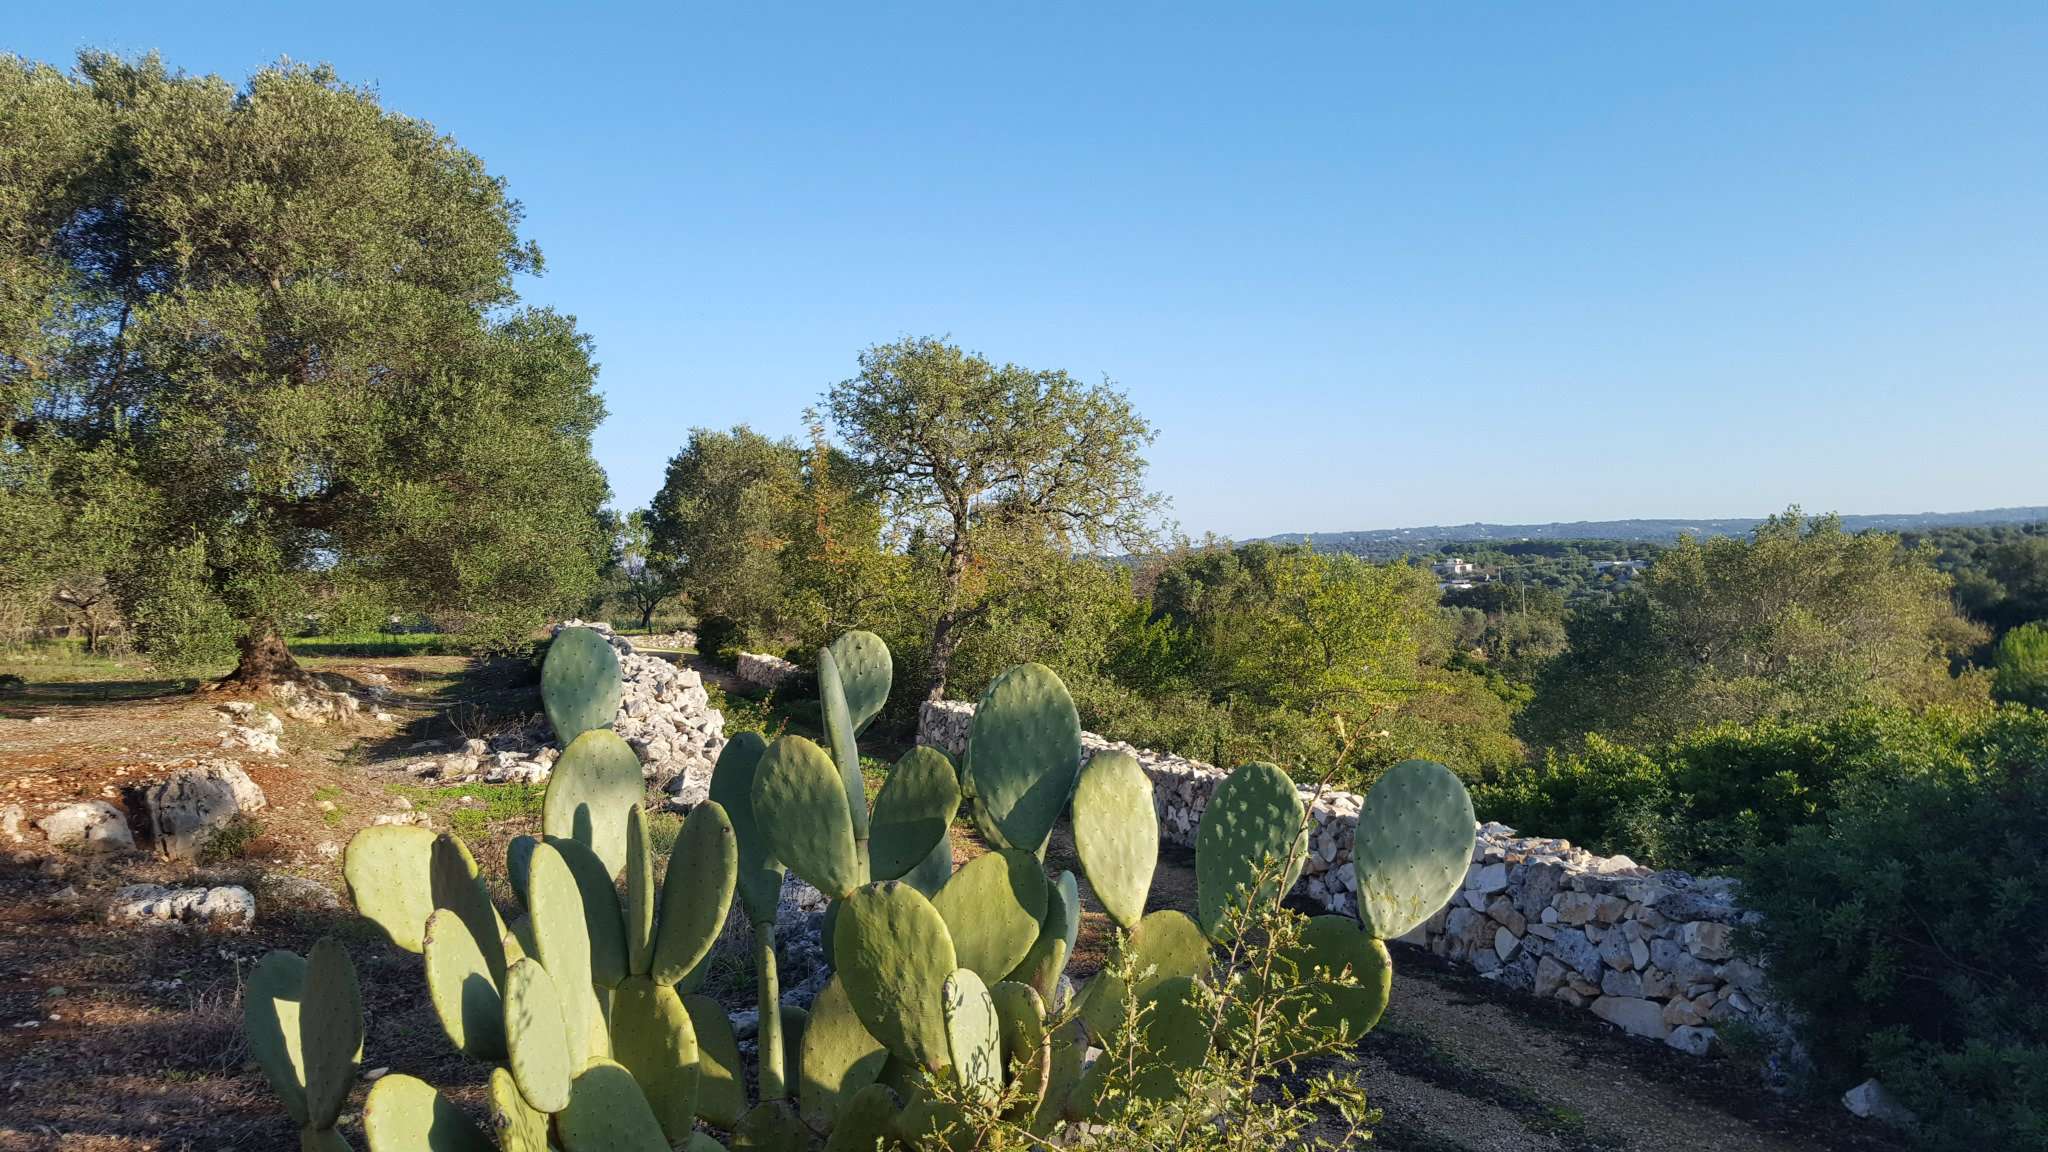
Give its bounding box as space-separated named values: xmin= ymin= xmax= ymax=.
xmin=735 ymin=650 xmax=800 ymax=690
xmin=919 ymin=698 xmax=1787 ymax=1061
xmin=401 ymin=622 xmax=729 ymax=798
xmin=632 ymin=629 xmax=697 ymax=651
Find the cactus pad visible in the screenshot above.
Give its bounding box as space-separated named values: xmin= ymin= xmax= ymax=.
xmin=545 ymin=834 xmax=629 ymax=988
xmin=941 ymin=968 xmax=1002 ymax=1103
xmin=1005 ymin=870 xmax=1075 ymax=1002
xmin=1078 ymin=909 xmax=1210 ymax=1041
xmin=683 ymin=994 xmax=747 ymax=1130
xmin=423 ymin=908 xmax=506 ymax=1060
xmin=821 ymin=1084 xmax=899 ymax=1152
xmin=1291 ymin=915 xmax=1393 ymax=1039
xmin=990 ymin=980 xmax=1050 ymax=1107
xmin=244 ymin=950 xmax=311 ymax=1125
xmin=343 ymin=824 xmax=436 ymax=953
xmin=502 ymin=957 xmax=574 ymax=1112
xmin=526 ymin=842 xmax=607 ymax=1063
xmin=487 ymin=1067 xmax=550 ymax=1152
xmin=708 ymin=732 xmax=785 ymax=923
xmin=868 ymin=746 xmax=961 ymax=882
xmin=559 ymin=1059 xmax=671 ymax=1152
xmin=1071 ymin=749 xmax=1158 ymax=930
xmin=966 ymin=663 xmax=1083 ymax=854
xmin=834 ymin=881 xmax=959 ymax=1070
xmin=506 ymin=834 xmax=537 ymax=906
xmin=826 ymin=629 xmax=892 ymax=736
xmin=300 ymin=938 xmax=363 ymax=1130
xmin=429 ymin=833 xmax=508 ymax=987
xmin=817 ymin=646 xmax=872 ymax=843
xmin=625 ymin=806 xmax=656 ymax=975
xmin=904 ymin=828 xmax=954 ymax=898
xmin=733 ymin=1100 xmax=812 ymax=1150
xmin=541 ymin=626 xmax=623 ymax=744
xmin=610 ymin=975 xmax=701 ymax=1144
xmin=931 ymin=847 xmax=1047 ymax=982
xmin=363 ymin=1073 xmax=493 ymax=1152
xmin=753 ymin=734 xmax=864 ymax=898
xmin=650 ymin=800 xmax=738 ymax=983
xmin=798 ymin=974 xmax=888 ymax=1129
xmin=1068 ymin=976 xmax=1212 ymax=1121
xmin=1352 ymin=758 xmax=1475 ymax=940
xmin=542 ymin=728 xmax=645 ymax=879
xmin=1195 ymin=761 xmax=1307 ymax=938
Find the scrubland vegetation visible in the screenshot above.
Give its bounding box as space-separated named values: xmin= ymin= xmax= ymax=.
xmin=6 ymin=49 xmax=2048 ymax=1149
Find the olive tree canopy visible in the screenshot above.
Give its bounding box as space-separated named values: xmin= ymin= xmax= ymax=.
xmin=1 ymin=53 xmax=610 ymax=681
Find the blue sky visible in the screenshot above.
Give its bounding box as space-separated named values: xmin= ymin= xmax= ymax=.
xmin=15 ymin=4 xmax=2047 ymax=538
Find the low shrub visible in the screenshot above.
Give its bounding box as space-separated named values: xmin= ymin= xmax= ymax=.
xmin=1740 ymin=705 xmax=2048 ymax=1149
xmin=1472 ymin=707 xmax=1986 ymax=871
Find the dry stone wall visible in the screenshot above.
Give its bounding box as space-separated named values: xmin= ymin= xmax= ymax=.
xmin=736 ymin=651 xmax=800 ymax=691
xmin=920 ymin=698 xmax=1787 ymax=1059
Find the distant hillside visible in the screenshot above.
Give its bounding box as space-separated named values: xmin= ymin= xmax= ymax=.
xmin=1253 ymin=506 xmax=2048 ymax=558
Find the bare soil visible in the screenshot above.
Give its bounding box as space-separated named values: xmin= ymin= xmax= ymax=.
xmin=0 ymin=651 xmax=1906 ymax=1152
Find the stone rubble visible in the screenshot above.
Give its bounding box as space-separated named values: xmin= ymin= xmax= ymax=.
xmin=920 ymin=698 xmax=1789 ymax=1060
xmin=736 ymin=651 xmax=800 ymax=691
xmin=404 ymin=622 xmax=729 ymax=802
xmin=138 ymin=759 xmax=267 ymax=861
xmin=556 ymin=622 xmax=727 ymax=804
xmin=33 ymin=800 xmax=134 ymax=850
xmin=214 ymin=702 xmax=284 ymax=757
xmin=105 ymin=883 xmax=255 ymax=931
xmin=632 ymin=630 xmax=697 ymax=651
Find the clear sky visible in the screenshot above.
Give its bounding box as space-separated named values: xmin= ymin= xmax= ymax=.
xmin=14 ymin=4 xmax=2047 ymax=539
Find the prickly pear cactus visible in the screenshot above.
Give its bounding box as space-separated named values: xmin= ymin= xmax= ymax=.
xmin=965 ymin=663 xmax=1082 ymax=853
xmin=1351 ymin=758 xmax=1476 ymax=940
xmin=541 ymin=625 xmax=623 ymax=744
xmin=542 ymin=728 xmax=644 ymax=878
xmin=269 ymin=625 xmax=1481 ymax=1150
xmin=1195 ymin=760 xmax=1307 ymax=938
xmin=1071 ymin=748 xmax=1157 ymax=930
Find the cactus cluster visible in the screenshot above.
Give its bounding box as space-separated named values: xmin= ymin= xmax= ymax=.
xmin=250 ymin=625 xmax=1476 ymax=1150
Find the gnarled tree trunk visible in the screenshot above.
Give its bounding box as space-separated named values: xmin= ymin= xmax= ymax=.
xmin=222 ymin=622 xmax=306 ymax=688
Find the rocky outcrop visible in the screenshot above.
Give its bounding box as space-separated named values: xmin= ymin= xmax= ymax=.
xmin=139 ymin=760 xmax=267 ymax=861
xmin=919 ymin=698 xmax=1789 ymax=1059
xmin=34 ymin=800 xmax=134 ymax=850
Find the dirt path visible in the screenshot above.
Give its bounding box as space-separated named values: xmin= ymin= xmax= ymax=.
xmin=1096 ymin=844 xmax=1901 ymax=1152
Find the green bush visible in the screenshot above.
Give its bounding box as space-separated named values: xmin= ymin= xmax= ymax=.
xmin=1994 ymin=622 xmax=2048 ymax=709
xmin=1739 ymin=705 xmax=2048 ymax=1149
xmin=1472 ymin=708 xmax=1986 ymax=871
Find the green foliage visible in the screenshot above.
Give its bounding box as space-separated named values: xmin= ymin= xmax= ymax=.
xmin=1524 ymin=510 xmax=1988 ymax=748
xmin=1740 ymin=705 xmax=2048 ymax=1150
xmin=2 ymin=53 xmax=609 ymax=674
xmin=1472 ymin=707 xmax=1993 ymax=871
xmin=248 ymin=632 xmax=1486 ymax=1149
xmin=921 ymin=856 xmax=1383 ymax=1152
xmin=1993 ymin=621 xmax=2048 ymax=709
xmin=826 ymin=336 xmax=1165 ymax=701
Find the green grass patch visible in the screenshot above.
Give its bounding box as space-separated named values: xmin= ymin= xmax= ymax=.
xmin=0 ymin=641 xmax=210 ymax=698
xmin=197 ymin=814 xmax=264 ymax=863
xmin=314 ymin=785 xmax=348 ymax=827
xmin=386 ymin=780 xmax=545 ymax=836
xmin=288 ymin=631 xmax=464 ymax=657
